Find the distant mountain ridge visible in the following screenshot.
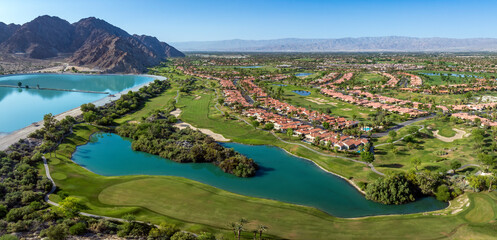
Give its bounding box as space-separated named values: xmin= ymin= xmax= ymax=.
xmin=0 ymin=15 xmax=184 ymax=73
xmin=172 ymin=37 xmax=497 ymax=52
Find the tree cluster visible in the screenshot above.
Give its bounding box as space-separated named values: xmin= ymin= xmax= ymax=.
xmin=117 ymin=116 xmax=258 ymax=178
xmin=80 ymin=80 xmax=171 ymax=126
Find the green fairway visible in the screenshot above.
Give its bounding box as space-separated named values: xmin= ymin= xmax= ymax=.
xmin=114 ymin=84 xmax=179 ymax=124
xmin=382 ymin=89 xmax=497 ymax=106
xmin=464 ymin=195 xmax=495 ymax=223
xmin=354 ymin=72 xmax=385 ymax=85
xmin=39 ymin=69 xmax=497 ymax=239
xmin=373 ymin=119 xmax=480 ymax=175
xmin=437 ymin=126 xmax=457 ymax=138
xmin=175 ymin=89 xmax=377 ymax=183
xmin=265 ymin=83 xmax=377 ymax=121
xmin=44 ymin=123 xmax=497 ymax=239
xmin=177 ymin=90 xmax=277 ymax=145
xmin=413 ymin=70 xmax=492 ymax=86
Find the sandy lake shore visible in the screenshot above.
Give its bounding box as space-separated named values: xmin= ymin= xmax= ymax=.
xmin=0 ymin=74 xmax=166 ymax=151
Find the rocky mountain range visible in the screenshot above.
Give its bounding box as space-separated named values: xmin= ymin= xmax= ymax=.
xmin=0 ymin=16 xmax=184 ymax=73
xmin=172 ymin=37 xmax=497 ymax=52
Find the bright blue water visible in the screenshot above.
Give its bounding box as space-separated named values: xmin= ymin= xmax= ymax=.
xmin=273 ymin=84 xmax=287 ymax=87
xmin=72 ymin=133 xmax=448 ymax=218
xmin=292 ymin=90 xmax=311 ymax=96
xmin=295 ymin=73 xmax=313 ymax=77
xmin=238 ymin=66 xmax=262 ymax=68
xmin=362 ymin=127 xmax=372 ymax=131
xmin=420 ymin=72 xmax=483 ymax=78
xmin=0 ymin=74 xmax=153 ymax=133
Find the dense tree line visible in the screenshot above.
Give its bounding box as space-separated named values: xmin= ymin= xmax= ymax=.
xmin=117 ymin=112 xmax=258 ymax=177
xmin=80 ymin=79 xmax=171 ymax=126
xmin=0 ymin=107 xmax=219 ymax=239
xmin=365 ymin=170 xmax=464 ymax=204
xmin=79 ymin=78 xmax=258 ymax=178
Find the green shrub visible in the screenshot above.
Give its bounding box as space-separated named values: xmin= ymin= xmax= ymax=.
xmin=0 ymin=234 xmax=19 ymax=240
xmin=0 ymin=205 xmax=7 ymax=218
xmin=365 ymin=174 xmax=415 ymax=204
xmin=69 ymin=222 xmax=87 ymax=235
xmin=197 ymin=232 xmax=216 ymax=240
xmin=171 ymin=231 xmax=197 ymax=240
xmin=435 ymin=185 xmax=451 ymax=202
xmin=356 ymin=182 xmax=367 ymax=190
xmin=43 ymin=224 xmax=68 ymax=240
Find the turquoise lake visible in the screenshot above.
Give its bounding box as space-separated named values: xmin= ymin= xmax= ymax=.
xmin=238 ymin=66 xmax=262 ymax=68
xmin=0 ymin=74 xmax=153 ymax=133
xmin=72 ymin=133 xmax=448 ymax=218
xmin=292 ymin=90 xmax=311 ymax=96
xmin=295 ymin=73 xmax=312 ymax=77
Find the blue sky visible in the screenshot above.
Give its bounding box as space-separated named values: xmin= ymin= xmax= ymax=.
xmin=0 ymin=0 xmax=495 ymax=42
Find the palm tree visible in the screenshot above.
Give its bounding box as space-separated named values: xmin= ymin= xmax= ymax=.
xmin=229 ymin=222 xmax=237 ymax=239
xmin=236 ymin=224 xmax=244 ymax=240
xmin=252 ymin=229 xmax=258 ymax=240
xmin=235 ymin=218 xmax=248 ymax=240
xmin=258 ymin=225 xmax=268 ymax=240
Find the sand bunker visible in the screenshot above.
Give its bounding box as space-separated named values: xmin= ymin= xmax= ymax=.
xmin=433 ymin=128 xmax=467 ymax=142
xmin=174 ymin=122 xmax=230 ymax=142
xmin=306 ymin=98 xmax=337 ymax=106
xmin=170 ymin=108 xmax=182 ymax=117
xmin=170 ymin=109 xmax=229 ymax=142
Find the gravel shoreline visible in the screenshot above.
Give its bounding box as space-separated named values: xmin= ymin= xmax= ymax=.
xmin=0 ymin=74 xmax=166 ymax=151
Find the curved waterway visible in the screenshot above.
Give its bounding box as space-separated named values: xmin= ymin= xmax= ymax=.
xmin=0 ymin=74 xmax=153 ymax=133
xmin=72 ymin=133 xmax=448 ymax=218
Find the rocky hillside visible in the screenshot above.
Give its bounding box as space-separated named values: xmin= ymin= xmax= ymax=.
xmin=0 ymin=23 xmax=20 ymax=44
xmin=0 ymin=16 xmax=184 ymax=73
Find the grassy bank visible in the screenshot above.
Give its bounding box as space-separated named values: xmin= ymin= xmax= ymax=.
xmin=44 ymin=123 xmax=497 ymax=239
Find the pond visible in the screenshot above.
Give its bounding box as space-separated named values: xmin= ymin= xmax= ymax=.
xmin=72 ymin=133 xmax=448 ymax=218
xmin=238 ymin=66 xmax=262 ymax=68
xmin=292 ymin=90 xmax=311 ymax=96
xmin=0 ymin=74 xmax=154 ymax=133
xmin=295 ymin=73 xmax=312 ymax=77
xmin=419 ymin=72 xmax=483 ymax=78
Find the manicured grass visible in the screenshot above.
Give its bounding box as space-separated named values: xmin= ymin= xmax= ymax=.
xmin=44 ymin=124 xmax=497 ymax=239
xmin=266 ymin=83 xmax=377 ymax=121
xmin=115 ymin=85 xmax=179 ymax=124
xmin=40 ymin=71 xmax=497 ymax=239
xmin=382 ymin=89 xmax=497 ymax=105
xmin=178 ymin=90 xmax=276 ymax=145
xmin=176 ymin=89 xmax=376 ymax=183
xmin=464 ymin=195 xmax=495 ymax=223
xmin=354 ymin=72 xmax=385 ymax=85
xmin=437 ymin=126 xmax=457 ymax=138
xmin=413 ymin=70 xmax=493 ymax=86
xmin=373 ymin=119 xmax=479 ymax=175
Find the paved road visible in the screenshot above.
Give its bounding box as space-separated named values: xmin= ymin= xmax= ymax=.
xmin=372 ymin=113 xmax=435 ymax=138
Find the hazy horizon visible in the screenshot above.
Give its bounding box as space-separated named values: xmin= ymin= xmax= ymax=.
xmin=1 ymin=0 xmax=497 ymax=43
